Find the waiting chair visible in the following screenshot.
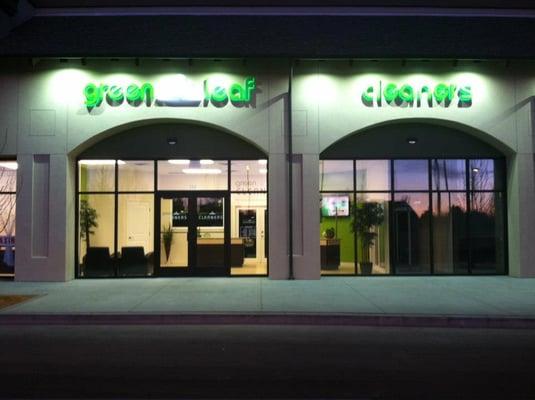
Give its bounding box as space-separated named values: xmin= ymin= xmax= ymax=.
xmin=83 ymin=247 xmax=114 ymax=277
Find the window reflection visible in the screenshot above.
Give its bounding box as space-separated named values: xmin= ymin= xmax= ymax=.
xmin=394 ymin=160 xmax=429 ymax=191
xmin=319 ymin=160 xmax=353 ymax=191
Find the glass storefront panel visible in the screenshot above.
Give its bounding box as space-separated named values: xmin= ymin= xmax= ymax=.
xmin=118 ymin=160 xmax=154 ymax=192
xmin=432 ymin=192 xmax=468 ymax=274
xmin=356 ymin=160 xmax=390 ymax=191
xmin=320 ymin=193 xmax=355 ymax=275
xmin=196 ymin=197 xmax=225 ymax=268
xmin=117 ymin=194 xmax=154 ymax=276
xmin=431 ymin=159 xmax=466 ymax=191
xmin=0 ymin=194 xmax=16 ymax=273
xmin=470 ymin=191 xmax=506 ymax=274
xmin=319 ymin=160 xmax=353 ymax=191
xmin=231 ymin=193 xmax=268 ymax=276
xmin=355 ymin=193 xmax=390 ymax=275
xmin=0 ymin=162 xmax=17 ymax=193
xmin=394 ymin=160 xmax=429 ymax=191
xmin=160 ymin=196 xmax=189 ymax=269
xmin=231 ymin=160 xmax=267 ymax=192
xmin=469 ymin=159 xmax=505 ymax=191
xmin=78 ymin=160 xmax=115 ymax=192
xmin=78 ymin=194 xmax=115 ymax=277
xmin=157 ymin=160 xmax=228 ymax=191
xmin=393 ymin=192 xmax=431 ymax=274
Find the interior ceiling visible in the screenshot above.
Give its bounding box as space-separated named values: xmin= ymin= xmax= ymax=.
xmin=27 ymin=0 xmax=535 ymax=8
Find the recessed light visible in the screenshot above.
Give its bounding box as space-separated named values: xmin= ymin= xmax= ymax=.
xmin=200 ymin=159 xmax=214 ymax=165
xmin=167 ymin=137 xmax=178 ymax=145
xmin=407 ymin=138 xmax=418 ymax=145
xmin=258 ymin=159 xmax=268 ymax=165
xmin=168 ymin=159 xmax=190 ymax=165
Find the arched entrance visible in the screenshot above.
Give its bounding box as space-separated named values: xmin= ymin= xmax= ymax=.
xmin=75 ymin=122 xmax=268 ymax=278
xmin=319 ymin=121 xmax=508 ymax=276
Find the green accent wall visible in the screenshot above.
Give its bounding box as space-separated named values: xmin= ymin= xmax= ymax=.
xmin=320 ymin=215 xmax=355 ymax=262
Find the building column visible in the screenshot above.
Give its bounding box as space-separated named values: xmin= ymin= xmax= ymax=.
xmin=291 ymin=152 xmax=321 ymax=279
xmin=507 ymin=152 xmax=535 ymax=277
xmin=15 ymin=153 xmax=74 ymax=281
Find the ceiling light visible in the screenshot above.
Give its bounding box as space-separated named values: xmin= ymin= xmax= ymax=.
xmin=407 ymin=138 xmax=418 ymax=145
xmin=259 ymin=168 xmax=268 ymax=174
xmin=168 ymin=159 xmax=190 ymax=165
xmin=183 ymin=168 xmax=221 ymax=174
xmin=167 ymin=137 xmax=177 ymax=145
xmin=79 ymin=160 xmax=118 ymax=166
xmin=258 ymin=159 xmax=268 ymax=165
xmin=200 ymin=159 xmax=214 ymax=165
xmin=0 ymin=162 xmax=17 ymax=170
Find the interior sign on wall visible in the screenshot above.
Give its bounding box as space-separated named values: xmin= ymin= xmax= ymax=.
xmin=83 ymin=76 xmax=256 ymax=109
xmin=361 ymin=81 xmax=472 ymax=108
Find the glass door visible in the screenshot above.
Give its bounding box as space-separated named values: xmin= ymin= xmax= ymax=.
xmin=156 ymin=192 xmax=229 ymax=276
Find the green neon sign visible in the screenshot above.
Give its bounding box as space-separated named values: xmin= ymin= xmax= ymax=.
xmin=83 ymin=76 xmax=256 ymax=109
xmin=361 ymin=81 xmax=472 ymax=108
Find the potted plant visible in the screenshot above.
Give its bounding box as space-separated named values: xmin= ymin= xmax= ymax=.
xmin=162 ymin=225 xmax=173 ymax=262
xmin=80 ymin=199 xmax=98 ymax=249
xmin=352 ymin=201 xmax=385 ymax=275
xmin=323 ymin=227 xmax=336 ymax=239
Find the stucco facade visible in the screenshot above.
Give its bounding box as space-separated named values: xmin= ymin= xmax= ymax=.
xmin=1 ymin=58 xmax=534 ymax=280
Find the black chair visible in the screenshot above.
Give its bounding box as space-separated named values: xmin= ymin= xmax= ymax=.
xmin=83 ymin=247 xmax=114 ymax=277
xmin=118 ymin=246 xmax=148 ymax=277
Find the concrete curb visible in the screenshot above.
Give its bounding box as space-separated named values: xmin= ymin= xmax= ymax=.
xmin=1 ymin=313 xmax=535 ymax=329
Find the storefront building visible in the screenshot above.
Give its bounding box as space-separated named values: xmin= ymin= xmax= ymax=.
xmin=1 ymin=56 xmax=535 ymax=281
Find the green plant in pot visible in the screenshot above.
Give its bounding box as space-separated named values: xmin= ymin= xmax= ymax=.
xmin=352 ymin=201 xmax=385 ymax=275
xmin=79 ymin=199 xmax=98 ymax=250
xmin=162 ymin=225 xmax=173 ymax=262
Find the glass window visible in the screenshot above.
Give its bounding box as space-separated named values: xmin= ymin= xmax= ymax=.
xmin=356 ymin=160 xmax=390 ymax=191
xmin=157 ymin=160 xmax=228 ymax=191
xmin=78 ymin=160 xmax=115 ymax=192
xmin=469 ymin=192 xmax=506 ymax=274
xmin=394 ymin=160 xmax=429 ymax=191
xmin=432 ymin=192 xmax=468 ymax=274
xmin=319 ymin=160 xmax=353 ymax=191
xmin=469 ymin=159 xmax=504 ymax=191
xmin=355 ymin=193 xmax=390 ymax=275
xmin=118 ymin=160 xmax=154 ymax=192
xmin=431 ymin=159 xmax=466 ymax=191
xmin=117 ymin=194 xmax=154 ymax=277
xmin=392 ymin=192 xmax=431 ymax=274
xmin=320 ymin=193 xmax=355 ymax=275
xmin=0 ymin=162 xmax=17 ymax=192
xmin=231 ymin=193 xmax=268 ymax=276
xmin=78 ymin=194 xmax=115 ymax=277
xmin=231 ymin=160 xmax=267 ymax=192
xmin=0 ymin=161 xmax=17 ymax=274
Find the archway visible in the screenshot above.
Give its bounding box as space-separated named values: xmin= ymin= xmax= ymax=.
xmin=319 ymin=120 xmax=507 ymax=277
xmin=74 ymin=121 xmax=268 ymax=279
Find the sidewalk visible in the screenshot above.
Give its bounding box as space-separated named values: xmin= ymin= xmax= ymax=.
xmin=1 ymin=276 xmax=535 ymax=328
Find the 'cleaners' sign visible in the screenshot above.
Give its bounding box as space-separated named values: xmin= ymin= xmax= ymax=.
xmin=362 ymin=81 xmax=472 ymax=108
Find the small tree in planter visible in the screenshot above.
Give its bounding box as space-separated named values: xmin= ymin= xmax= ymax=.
xmin=80 ymin=199 xmax=98 ymax=250
xmin=352 ymin=201 xmax=385 ymax=275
